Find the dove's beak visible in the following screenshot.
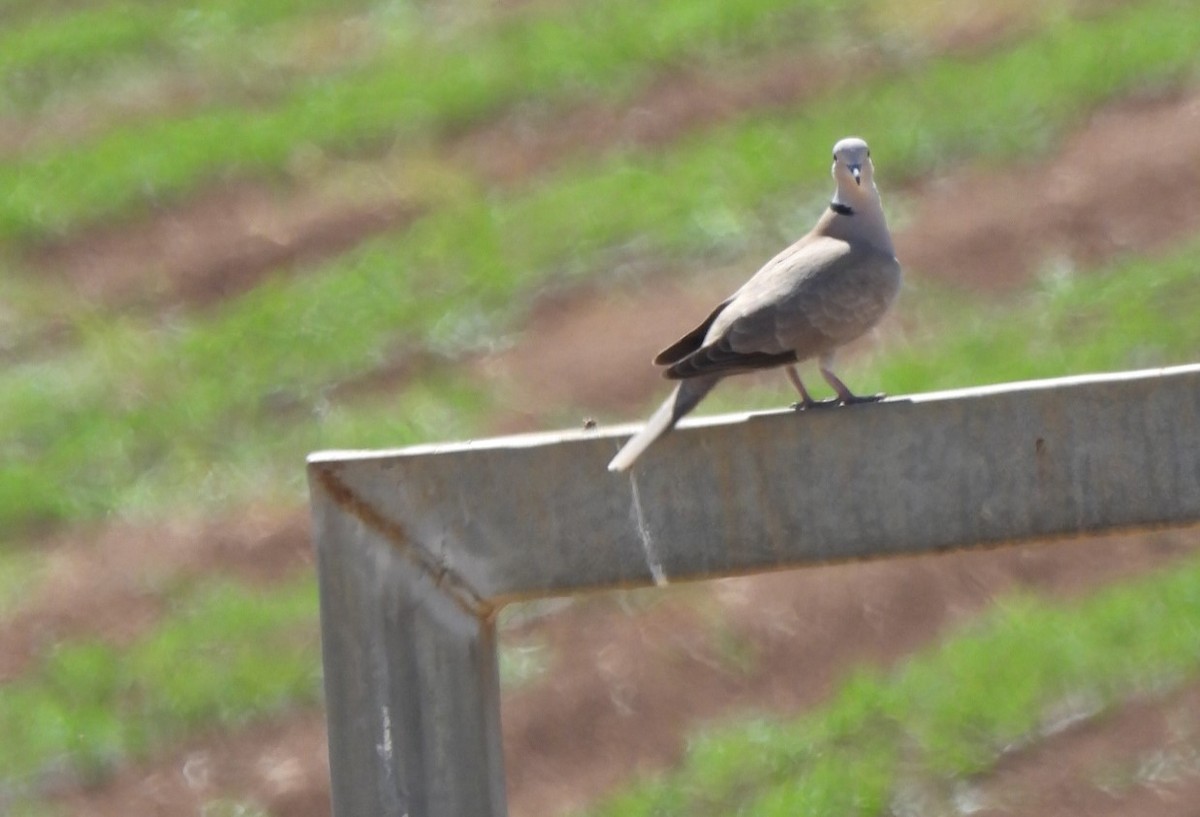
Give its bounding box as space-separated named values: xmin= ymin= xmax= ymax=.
xmin=848 ymin=164 xmax=862 ymax=186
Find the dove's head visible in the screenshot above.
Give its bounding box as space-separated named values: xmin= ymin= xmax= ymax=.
xmin=831 ymin=137 xmax=874 ymax=190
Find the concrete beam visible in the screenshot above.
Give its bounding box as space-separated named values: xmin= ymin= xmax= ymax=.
xmin=313 ymin=364 xmax=1200 ymax=604
xmin=308 ymin=364 xmax=1200 ymax=816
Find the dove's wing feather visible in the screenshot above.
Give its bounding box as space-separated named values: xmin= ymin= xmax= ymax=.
xmin=664 ymin=238 xmax=898 ymax=380
xmin=661 ymin=341 xmax=797 ymax=380
xmin=653 ymin=231 xmax=826 ymax=367
xmin=654 ymin=297 xmax=734 ymax=365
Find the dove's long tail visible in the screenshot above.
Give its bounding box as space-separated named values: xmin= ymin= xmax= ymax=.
xmin=607 ymin=376 xmax=719 ymax=472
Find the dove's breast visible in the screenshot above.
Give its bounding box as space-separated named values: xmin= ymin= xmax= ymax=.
xmin=714 ymin=239 xmax=901 ymax=359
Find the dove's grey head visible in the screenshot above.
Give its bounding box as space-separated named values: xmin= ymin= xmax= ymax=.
xmin=826 ymin=136 xmax=893 ymax=252
xmin=831 ymin=137 xmax=874 ymax=190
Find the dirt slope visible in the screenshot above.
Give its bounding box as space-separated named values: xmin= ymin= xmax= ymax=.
xmin=41 ymin=527 xmax=1200 ymax=817
xmin=12 ymin=9 xmax=1200 ymax=817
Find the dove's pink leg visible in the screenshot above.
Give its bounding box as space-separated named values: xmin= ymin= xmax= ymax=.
xmin=819 ymin=355 xmax=885 ymax=405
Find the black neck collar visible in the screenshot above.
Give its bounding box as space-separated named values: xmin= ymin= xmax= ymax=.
xmin=829 ymin=202 xmax=855 ymax=216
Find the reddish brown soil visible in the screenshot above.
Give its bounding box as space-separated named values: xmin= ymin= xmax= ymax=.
xmin=972 ymin=683 xmax=1200 ymax=816
xmin=0 ymin=506 xmax=310 ymax=682
xmin=897 ymin=89 xmax=1200 ymax=292
xmin=475 ymin=273 xmax=736 ymax=414
xmin=50 ymin=714 xmax=332 ymax=817
xmin=27 ymin=181 xmax=421 ymax=312
xmin=39 ymin=526 xmax=1200 ymax=817
xmin=0 ymin=76 xmax=213 ymax=157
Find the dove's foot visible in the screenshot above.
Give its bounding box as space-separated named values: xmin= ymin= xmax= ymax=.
xmin=840 ymin=391 xmax=886 ymax=406
xmin=819 ymin=365 xmax=885 ymax=407
xmin=791 ymin=397 xmax=841 ymax=411
xmin=792 ymin=392 xmax=885 ymax=411
xmin=787 ymin=365 xmax=885 ymax=410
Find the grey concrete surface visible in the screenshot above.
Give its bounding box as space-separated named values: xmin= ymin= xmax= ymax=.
xmin=308 ymin=364 xmax=1200 ymax=817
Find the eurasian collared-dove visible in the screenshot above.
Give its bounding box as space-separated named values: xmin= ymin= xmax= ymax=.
xmin=608 ymin=137 xmax=901 ymax=472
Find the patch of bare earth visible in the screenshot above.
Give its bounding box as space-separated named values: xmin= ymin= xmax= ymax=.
xmin=49 ymin=714 xmax=332 ymax=817
xmin=475 ymin=271 xmax=738 ymax=414
xmin=0 ymin=506 xmax=310 ymax=682
xmin=0 ymin=76 xmax=214 ymax=157
xmin=896 ymin=89 xmax=1200 ymax=292
xmin=27 ymin=180 xmax=422 ymax=312
xmin=970 ymin=683 xmax=1200 ymax=816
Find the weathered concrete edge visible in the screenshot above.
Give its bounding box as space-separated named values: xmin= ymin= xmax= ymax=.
xmin=308 ymin=460 xmax=495 ymax=618
xmin=308 ymin=364 xmax=1200 ymax=464
xmin=307 ymin=363 xmax=1200 ymax=606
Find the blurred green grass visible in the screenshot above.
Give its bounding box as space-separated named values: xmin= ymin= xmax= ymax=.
xmin=0 ymin=573 xmax=546 ymax=805
xmin=0 ymin=0 xmax=849 ymax=240
xmin=3 ymin=0 xmax=1200 ymax=535
xmin=0 ymin=0 xmax=386 ymax=111
xmin=0 ymin=364 xmax=492 ymax=530
xmin=0 ymin=577 xmax=320 ymax=798
xmin=881 ymin=250 xmax=1200 ymax=392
